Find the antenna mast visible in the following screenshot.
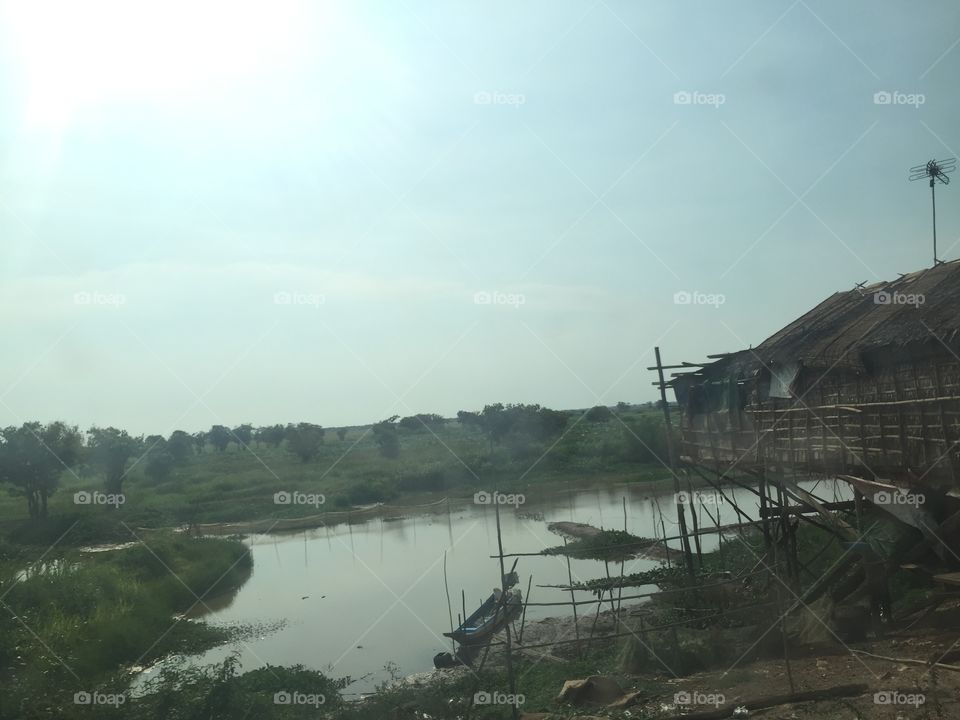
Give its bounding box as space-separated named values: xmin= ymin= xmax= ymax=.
xmin=909 ymin=158 xmax=956 ymax=265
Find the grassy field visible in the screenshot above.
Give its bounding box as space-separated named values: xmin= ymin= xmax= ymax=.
xmin=0 ymin=532 xmax=253 ymax=720
xmin=0 ymin=408 xmax=672 ymax=533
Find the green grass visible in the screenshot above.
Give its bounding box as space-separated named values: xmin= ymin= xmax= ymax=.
xmin=0 ymin=533 xmax=252 ymax=720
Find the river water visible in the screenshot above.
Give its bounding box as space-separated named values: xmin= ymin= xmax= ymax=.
xmin=152 ymin=478 xmax=850 ymax=696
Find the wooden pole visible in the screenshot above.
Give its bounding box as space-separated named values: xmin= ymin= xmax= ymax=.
xmin=443 ymin=551 xmax=455 ymax=652
xmin=655 ymin=346 xmax=695 ymax=579
xmin=518 ymin=574 xmax=533 ymax=643
xmin=656 ymin=500 xmax=671 ymax=568
xmin=686 ymin=474 xmax=703 ymax=567
xmin=770 ymin=521 xmax=795 ymax=693
xmin=617 ymin=497 xmax=626 ymax=614
xmin=604 ymin=561 xmax=617 ymax=613
xmin=586 ymin=589 xmax=605 ymax=652
xmin=494 ymin=498 xmax=519 ymax=720
xmin=564 ymin=538 xmax=582 ymax=658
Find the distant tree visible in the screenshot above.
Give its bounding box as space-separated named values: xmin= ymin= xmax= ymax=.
xmin=536 ymin=407 xmax=569 ymax=438
xmin=233 ymin=423 xmax=253 ymax=447
xmin=585 ymin=405 xmax=614 ymax=423
xmin=615 ymin=401 xmax=631 ymax=413
xmin=87 ymin=426 xmax=142 ymax=495
xmin=256 ymin=424 xmax=287 ymax=449
xmin=398 ymin=413 xmax=445 ymax=431
xmin=372 ymin=417 xmax=400 ymax=459
xmin=167 ymin=430 xmax=194 ymax=462
xmin=145 ymin=434 xmax=165 ymax=448
xmin=286 ymin=423 xmax=325 ymax=463
xmin=0 ymin=421 xmax=81 ymax=519
xmin=192 ymin=431 xmax=206 ymax=454
xmin=479 ymin=403 xmax=511 ymax=452
xmin=463 ymin=403 xmax=569 ymax=453
xmin=456 ymin=410 xmax=480 ymax=427
xmin=145 ymin=444 xmax=176 ymax=483
xmin=336 ymin=428 xmax=348 ymax=441
xmin=207 ymin=425 xmax=231 ymax=453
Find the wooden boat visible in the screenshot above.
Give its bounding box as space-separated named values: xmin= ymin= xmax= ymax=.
xmin=443 ymin=587 xmax=523 ymax=646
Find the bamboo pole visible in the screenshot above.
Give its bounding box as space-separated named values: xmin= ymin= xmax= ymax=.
xmin=443 ymin=551 xmax=455 ymax=652
xmin=617 ymin=497 xmax=626 ymax=615
xmin=494 ymin=499 xmax=519 ymax=720
xmin=655 ymin=346 xmax=695 ymax=579
xmin=563 ymin=538 xmax=582 ymax=658
xmin=518 ymin=574 xmax=533 ymax=643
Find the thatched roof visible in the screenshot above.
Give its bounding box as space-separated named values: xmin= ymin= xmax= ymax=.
xmin=751 ymin=260 xmax=960 ymax=370
xmin=688 ymin=260 xmax=960 ymax=380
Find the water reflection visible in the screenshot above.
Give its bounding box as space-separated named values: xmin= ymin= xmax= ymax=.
xmin=168 ymin=478 xmax=849 ymax=697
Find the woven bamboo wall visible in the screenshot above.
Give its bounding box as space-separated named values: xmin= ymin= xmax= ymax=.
xmin=678 ymin=352 xmax=960 ymax=488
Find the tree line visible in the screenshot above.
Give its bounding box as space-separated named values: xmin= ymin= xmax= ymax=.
xmin=0 ymin=422 xmax=338 ymax=520
xmin=0 ymin=403 xmax=652 ymax=521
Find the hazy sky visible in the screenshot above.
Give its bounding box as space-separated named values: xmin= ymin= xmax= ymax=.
xmin=1 ymin=0 xmax=959 ymax=435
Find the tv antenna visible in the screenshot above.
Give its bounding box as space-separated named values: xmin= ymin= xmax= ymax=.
xmin=909 ymin=158 xmax=955 ymax=265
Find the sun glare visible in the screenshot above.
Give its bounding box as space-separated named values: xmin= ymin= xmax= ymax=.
xmin=5 ymin=0 xmax=310 ymax=130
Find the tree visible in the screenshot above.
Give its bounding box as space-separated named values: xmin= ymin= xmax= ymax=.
xmin=616 ymin=401 xmax=631 ymax=413
xmin=372 ymin=417 xmax=400 ymax=459
xmin=233 ymin=423 xmax=253 ymax=447
xmin=585 ymin=405 xmax=613 ymax=423
xmin=462 ymin=403 xmax=569 ymax=454
xmin=285 ymin=423 xmax=325 ymax=463
xmin=479 ymin=403 xmax=511 ymax=451
xmin=145 ymin=443 xmax=176 ymax=483
xmin=336 ymin=428 xmax=348 ymax=441
xmin=0 ymin=421 xmax=81 ymax=519
xmin=192 ymin=431 xmax=206 ymax=454
xmin=207 ymin=425 xmax=231 ymax=453
xmin=398 ymin=413 xmax=445 ymax=431
xmin=257 ymin=424 xmax=286 ymax=448
xmin=456 ymin=410 xmax=480 ymax=427
xmin=537 ymin=407 xmax=569 ymax=438
xmin=167 ymin=430 xmax=194 ymax=462
xmin=87 ymin=426 xmax=142 ymax=495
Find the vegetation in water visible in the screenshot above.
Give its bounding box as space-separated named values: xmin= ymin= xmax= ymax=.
xmin=542 ymin=529 xmax=653 ymax=561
